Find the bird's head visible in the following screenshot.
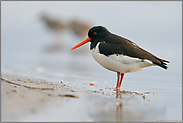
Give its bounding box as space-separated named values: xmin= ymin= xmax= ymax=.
xmin=70 ymin=26 xmax=109 ymax=50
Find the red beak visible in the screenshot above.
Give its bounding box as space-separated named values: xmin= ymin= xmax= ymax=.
xmin=70 ymin=37 xmax=91 ymax=50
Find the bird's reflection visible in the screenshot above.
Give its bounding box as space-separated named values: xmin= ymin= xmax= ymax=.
xmin=116 ymin=90 xmax=122 ymax=98
xmin=116 ymin=90 xmax=123 ymax=121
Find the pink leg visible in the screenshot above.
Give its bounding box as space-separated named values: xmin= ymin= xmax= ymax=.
xmin=119 ymin=73 xmax=125 ymax=89
xmin=116 ymin=72 xmax=121 ymax=90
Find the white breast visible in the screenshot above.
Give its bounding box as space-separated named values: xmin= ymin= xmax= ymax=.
xmin=91 ymin=42 xmax=154 ymax=73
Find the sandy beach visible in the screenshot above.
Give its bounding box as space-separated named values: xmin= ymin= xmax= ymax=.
xmin=2 ymin=72 xmax=181 ymax=122
xmin=1 ymin=72 xmax=157 ymax=122
xmin=1 ymin=73 xmax=76 ymax=121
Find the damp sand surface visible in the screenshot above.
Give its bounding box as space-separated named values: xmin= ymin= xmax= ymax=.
xmin=1 ymin=72 xmax=181 ymax=122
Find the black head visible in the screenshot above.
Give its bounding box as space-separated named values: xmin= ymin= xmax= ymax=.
xmin=70 ymin=26 xmax=110 ymax=51
xmin=88 ymin=26 xmax=110 ymax=41
xmin=87 ymin=26 xmax=110 ymax=50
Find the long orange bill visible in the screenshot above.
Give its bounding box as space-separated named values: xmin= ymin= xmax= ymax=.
xmin=70 ymin=37 xmax=91 ymax=50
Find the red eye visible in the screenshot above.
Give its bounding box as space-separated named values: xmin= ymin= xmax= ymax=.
xmin=93 ymin=32 xmax=97 ymax=35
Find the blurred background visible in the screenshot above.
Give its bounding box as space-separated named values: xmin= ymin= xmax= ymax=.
xmin=1 ymin=1 xmax=182 ymax=85
xmin=1 ymin=1 xmax=182 ymax=121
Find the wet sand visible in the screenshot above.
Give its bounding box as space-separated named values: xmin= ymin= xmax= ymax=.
xmin=1 ymin=73 xmax=76 ymax=121
xmin=1 ymin=72 xmax=156 ymax=122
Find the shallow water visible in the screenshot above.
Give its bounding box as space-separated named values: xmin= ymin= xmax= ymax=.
xmin=1 ymin=1 xmax=182 ymax=121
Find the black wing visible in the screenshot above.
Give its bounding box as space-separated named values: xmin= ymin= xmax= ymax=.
xmin=98 ymin=41 xmax=169 ymax=69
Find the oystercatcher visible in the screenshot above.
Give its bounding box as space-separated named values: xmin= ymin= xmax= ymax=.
xmin=71 ymin=26 xmax=169 ymax=90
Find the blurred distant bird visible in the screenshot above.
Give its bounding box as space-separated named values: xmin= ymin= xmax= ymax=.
xmin=71 ymin=26 xmax=170 ymax=90
xmin=41 ymin=13 xmax=67 ymax=51
xmin=41 ymin=14 xmax=66 ymax=31
xmin=69 ymin=19 xmax=91 ymax=38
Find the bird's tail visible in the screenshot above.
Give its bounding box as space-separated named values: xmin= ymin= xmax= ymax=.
xmin=153 ymin=59 xmax=170 ymax=70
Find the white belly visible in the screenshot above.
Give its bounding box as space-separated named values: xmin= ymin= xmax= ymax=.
xmin=91 ymin=43 xmax=154 ymax=73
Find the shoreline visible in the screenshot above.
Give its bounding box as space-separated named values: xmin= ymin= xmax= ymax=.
xmin=2 ymin=72 xmax=180 ymax=122
xmin=1 ymin=73 xmax=81 ymax=121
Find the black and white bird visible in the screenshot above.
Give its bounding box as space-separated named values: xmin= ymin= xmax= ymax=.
xmin=71 ymin=26 xmax=169 ymax=90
